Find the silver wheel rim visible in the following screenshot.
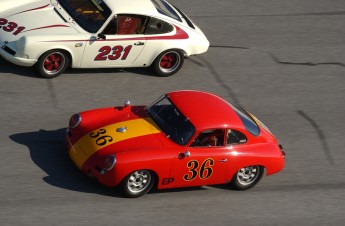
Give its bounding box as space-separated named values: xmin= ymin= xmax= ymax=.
xmin=43 ymin=52 xmax=66 ymax=75
xmin=127 ymin=170 xmax=151 ymax=193
xmin=159 ymin=51 xmax=181 ymax=73
xmin=237 ymin=166 xmax=260 ymax=186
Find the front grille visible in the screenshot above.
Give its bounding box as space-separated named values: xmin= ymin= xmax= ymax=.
xmin=2 ymin=45 xmax=16 ymax=56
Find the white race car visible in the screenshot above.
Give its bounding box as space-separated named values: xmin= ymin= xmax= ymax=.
xmin=0 ymin=0 xmax=209 ymax=78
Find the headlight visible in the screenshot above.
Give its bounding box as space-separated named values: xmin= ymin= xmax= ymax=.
xmin=69 ymin=113 xmax=82 ymax=128
xmin=102 ymin=155 xmax=116 ymax=171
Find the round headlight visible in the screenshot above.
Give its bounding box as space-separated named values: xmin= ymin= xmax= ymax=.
xmin=69 ymin=113 xmax=81 ymax=128
xmin=102 ymin=155 xmax=116 ymax=171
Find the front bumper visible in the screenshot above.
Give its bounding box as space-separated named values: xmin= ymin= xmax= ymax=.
xmin=66 ymin=129 xmax=88 ymax=170
xmin=1 ymin=44 xmax=37 ymax=67
xmin=66 ymin=129 xmax=119 ymax=187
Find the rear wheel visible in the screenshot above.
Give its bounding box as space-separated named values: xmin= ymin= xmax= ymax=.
xmin=36 ymin=50 xmax=69 ymax=78
xmin=230 ymin=165 xmax=264 ymax=190
xmin=120 ymin=170 xmax=155 ymax=198
xmin=153 ymin=49 xmax=184 ymax=77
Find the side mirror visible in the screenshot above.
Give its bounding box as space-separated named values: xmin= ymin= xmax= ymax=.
xmin=97 ymin=33 xmax=106 ymax=40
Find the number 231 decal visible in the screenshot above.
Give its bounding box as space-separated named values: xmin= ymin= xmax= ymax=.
xmin=184 ymin=158 xmax=214 ymax=181
xmin=0 ymin=18 xmax=25 ymax=36
xmin=95 ymin=45 xmax=132 ymax=61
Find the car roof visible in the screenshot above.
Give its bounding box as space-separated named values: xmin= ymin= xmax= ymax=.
xmin=104 ymin=0 xmax=159 ymax=16
xmin=167 ymin=90 xmax=244 ymax=130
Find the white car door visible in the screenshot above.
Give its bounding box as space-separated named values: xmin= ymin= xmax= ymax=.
xmin=81 ymin=15 xmax=147 ymax=67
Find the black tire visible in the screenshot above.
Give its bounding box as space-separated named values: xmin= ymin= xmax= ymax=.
xmin=36 ymin=50 xmax=69 ymax=78
xmin=153 ymin=49 xmax=184 ymax=77
xmin=230 ymin=165 xmax=264 ymax=190
xmin=120 ymin=170 xmax=155 ymax=198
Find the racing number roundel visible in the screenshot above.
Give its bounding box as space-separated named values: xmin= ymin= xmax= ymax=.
xmin=0 ymin=18 xmax=25 ymax=35
xmin=184 ymin=158 xmax=214 ymax=181
xmin=89 ymin=128 xmax=113 ymax=146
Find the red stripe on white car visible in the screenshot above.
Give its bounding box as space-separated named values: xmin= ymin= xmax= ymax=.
xmin=40 ymin=25 xmax=189 ymax=43
xmin=23 ymin=24 xmax=70 ymax=33
xmin=7 ymin=4 xmax=50 ymax=17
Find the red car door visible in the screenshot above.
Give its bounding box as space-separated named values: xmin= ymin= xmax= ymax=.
xmin=166 ymin=145 xmax=230 ymax=188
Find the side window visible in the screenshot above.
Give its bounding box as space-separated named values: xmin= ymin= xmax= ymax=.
xmin=226 ymin=129 xmax=247 ymax=145
xmin=191 ymin=129 xmax=225 ymax=147
xmin=145 ymin=17 xmax=174 ymax=35
xmin=117 ymin=15 xmax=147 ymax=35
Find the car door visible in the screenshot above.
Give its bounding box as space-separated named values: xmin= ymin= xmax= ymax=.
xmin=168 ymin=129 xmax=230 ymax=188
xmin=81 ymin=15 xmax=147 ymax=67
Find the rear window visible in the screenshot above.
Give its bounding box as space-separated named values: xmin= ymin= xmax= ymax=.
xmin=230 ymin=105 xmax=260 ymax=136
xmin=172 ymin=5 xmax=195 ymax=29
xmin=151 ymin=0 xmax=182 ymax=22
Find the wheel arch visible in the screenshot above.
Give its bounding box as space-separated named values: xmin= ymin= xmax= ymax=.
xmin=118 ymin=168 xmax=159 ymax=197
xmin=229 ymin=164 xmax=266 ymax=190
xmin=149 ymin=48 xmax=187 ymax=67
xmin=36 ymin=48 xmax=73 ymax=68
xmin=229 ymin=164 xmax=267 ymax=181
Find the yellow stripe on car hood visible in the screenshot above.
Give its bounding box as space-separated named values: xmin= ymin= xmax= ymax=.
xmin=69 ymin=117 xmax=161 ymax=169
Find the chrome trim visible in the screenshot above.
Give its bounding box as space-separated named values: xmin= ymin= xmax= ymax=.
xmin=124 ymin=100 xmax=131 ymax=107
xmin=116 ymin=127 xmax=127 ymax=133
xmin=69 ymin=113 xmax=82 ymax=128
xmin=103 ymin=155 xmax=116 ymax=171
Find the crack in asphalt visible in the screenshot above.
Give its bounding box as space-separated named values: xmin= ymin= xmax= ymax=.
xmin=297 ymin=110 xmax=335 ymax=165
xmin=189 ymin=47 xmax=337 ymax=164
xmin=270 ymin=53 xmax=345 ymax=68
xmin=189 ymin=56 xmax=241 ymax=107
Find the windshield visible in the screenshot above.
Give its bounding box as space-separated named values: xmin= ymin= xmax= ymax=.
xmin=58 ymin=0 xmax=112 ymax=33
xmin=146 ymin=95 xmax=195 ymax=145
xmin=151 ymin=0 xmax=182 ymax=22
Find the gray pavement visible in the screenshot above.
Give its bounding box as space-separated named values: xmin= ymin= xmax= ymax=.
xmin=1 ymin=0 xmax=345 ymax=225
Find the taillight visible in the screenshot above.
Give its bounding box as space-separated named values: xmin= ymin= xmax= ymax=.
xmin=279 ymin=144 xmax=286 ymax=158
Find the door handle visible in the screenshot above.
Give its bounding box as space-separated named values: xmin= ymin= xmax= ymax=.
xmin=178 ymin=151 xmax=191 ymax=159
xmin=134 ymin=41 xmax=144 ymax=46
xmin=218 ymin=159 xmax=228 ymax=162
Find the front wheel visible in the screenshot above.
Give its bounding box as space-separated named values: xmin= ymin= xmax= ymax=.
xmin=120 ymin=170 xmax=155 ymax=198
xmin=230 ymin=165 xmax=264 ymax=190
xmin=36 ymin=50 xmax=69 ymax=78
xmin=153 ymin=50 xmax=184 ymax=77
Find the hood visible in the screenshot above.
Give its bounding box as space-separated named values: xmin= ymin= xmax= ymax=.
xmin=0 ymin=0 xmax=78 ymax=43
xmin=68 ymin=106 xmax=164 ymax=169
xmin=0 ymin=0 xmax=42 ymax=13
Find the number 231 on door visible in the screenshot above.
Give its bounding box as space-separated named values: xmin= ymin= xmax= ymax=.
xmin=95 ymin=45 xmax=132 ymax=61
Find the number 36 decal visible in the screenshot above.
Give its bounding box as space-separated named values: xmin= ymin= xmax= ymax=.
xmin=184 ymin=158 xmax=214 ymax=181
xmin=89 ymin=128 xmax=113 ymax=146
xmin=95 ymin=45 xmax=132 ymax=61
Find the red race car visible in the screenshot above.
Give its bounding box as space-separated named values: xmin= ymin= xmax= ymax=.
xmin=66 ymin=90 xmax=285 ymax=197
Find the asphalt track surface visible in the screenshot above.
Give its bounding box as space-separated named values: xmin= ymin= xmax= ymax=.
xmin=1 ymin=0 xmax=345 ymax=225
